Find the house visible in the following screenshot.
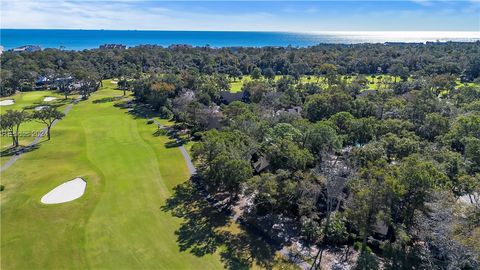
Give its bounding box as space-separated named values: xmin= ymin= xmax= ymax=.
xmin=206 ymin=106 xmax=223 ymax=130
xmin=251 ymin=153 xmax=270 ymax=173
xmin=183 ymin=90 xmax=195 ymax=101
xmin=11 ymin=45 xmax=41 ymax=53
xmin=373 ymin=220 xmax=389 ymax=239
xmin=54 ymin=76 xmax=74 ymax=86
xmin=35 ymin=76 xmax=57 ymax=89
xmin=35 ymin=76 xmax=79 ymax=90
xmin=35 ymin=76 xmax=51 ymax=86
xmin=275 ymin=106 xmax=302 ymax=117
xmin=99 ymin=44 xmax=127 ymax=50
xmin=71 ymin=82 xmax=83 ymax=90
xmin=219 ymin=91 xmax=247 ymax=104
xmin=289 ymin=106 xmax=302 ymax=114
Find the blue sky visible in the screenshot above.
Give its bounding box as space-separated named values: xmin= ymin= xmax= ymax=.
xmin=1 ymin=0 xmax=479 ymax=31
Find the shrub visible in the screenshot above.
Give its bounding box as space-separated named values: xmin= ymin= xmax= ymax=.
xmin=354 ymin=250 xmax=379 ymax=270
xmin=325 ymin=213 xmax=349 ymax=244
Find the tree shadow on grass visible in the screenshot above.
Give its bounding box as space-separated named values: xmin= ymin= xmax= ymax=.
xmin=0 ymin=144 xmax=40 ymax=157
xmin=123 ymin=103 xmax=163 ymax=119
xmin=162 ymin=180 xmax=281 ymax=270
xmin=92 ymin=96 xmax=123 ymax=104
xmin=164 ymin=137 xmax=188 ymax=148
xmin=164 ymin=140 xmax=181 ymax=148
xmin=162 ymin=181 xmax=229 ymax=256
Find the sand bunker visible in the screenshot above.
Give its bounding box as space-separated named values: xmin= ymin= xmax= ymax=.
xmin=34 ymin=105 xmax=49 ymax=111
xmin=43 ymin=97 xmax=57 ymax=102
xmin=41 ymin=178 xmax=86 ymax=204
xmin=0 ymin=99 xmax=14 ymax=106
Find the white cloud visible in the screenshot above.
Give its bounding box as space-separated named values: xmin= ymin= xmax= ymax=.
xmin=1 ymin=0 xmax=478 ymax=31
xmin=0 ymin=0 xmax=279 ymax=30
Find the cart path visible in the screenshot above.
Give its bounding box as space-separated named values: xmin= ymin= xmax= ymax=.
xmin=151 ymin=119 xmax=311 ymax=270
xmin=1 ymin=98 xmax=81 ymax=172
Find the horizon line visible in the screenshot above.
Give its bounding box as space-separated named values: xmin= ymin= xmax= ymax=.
xmin=2 ymin=28 xmax=480 ymax=34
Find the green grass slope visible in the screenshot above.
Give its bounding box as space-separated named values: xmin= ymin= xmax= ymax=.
xmin=0 ymin=83 xmax=224 ymax=269
xmin=0 ymin=90 xmax=76 ymax=149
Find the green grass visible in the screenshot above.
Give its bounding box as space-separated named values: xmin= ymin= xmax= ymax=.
xmin=0 ymin=82 xmax=225 ymax=269
xmin=1 ymin=81 xmax=296 ymax=270
xmin=231 ymin=74 xmax=479 ymax=94
xmin=229 ymin=75 xmax=283 ymax=92
xmin=455 ymin=79 xmax=478 ymax=88
xmin=0 ymin=90 xmax=78 ymax=149
xmin=230 ymin=76 xmax=253 ymax=92
xmin=0 ymin=90 xmax=65 ymax=111
xmin=229 ymin=74 xmax=404 ymax=92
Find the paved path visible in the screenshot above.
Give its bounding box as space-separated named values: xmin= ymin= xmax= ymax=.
xmin=1 ymin=98 xmax=80 ymax=172
xmin=178 ymin=144 xmax=196 ymax=175
xmin=151 ymin=119 xmax=196 ymax=175
xmin=150 ymin=119 xmax=312 ymax=269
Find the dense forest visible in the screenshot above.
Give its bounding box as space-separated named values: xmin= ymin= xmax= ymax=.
xmin=2 ymin=42 xmax=480 ymax=96
xmin=1 ymin=42 xmax=480 ymax=269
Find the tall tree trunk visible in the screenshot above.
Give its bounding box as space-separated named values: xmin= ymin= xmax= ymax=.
xmin=362 ymin=209 xmax=373 ymax=253
xmin=311 ymin=197 xmax=334 ymax=270
xmin=15 ymin=124 xmax=20 ymax=147
xmin=47 ymin=126 xmax=51 ymax=140
xmin=10 ymin=129 xmax=15 ymax=147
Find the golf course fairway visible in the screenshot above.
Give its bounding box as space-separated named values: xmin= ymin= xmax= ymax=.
xmin=0 ymin=82 xmax=224 ymax=269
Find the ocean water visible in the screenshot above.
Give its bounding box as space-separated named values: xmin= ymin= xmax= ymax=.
xmin=1 ymin=29 xmax=479 ymax=50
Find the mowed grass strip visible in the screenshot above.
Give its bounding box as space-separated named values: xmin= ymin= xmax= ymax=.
xmin=229 ymin=74 xmax=479 ymax=93
xmin=1 ymin=82 xmax=224 ymax=269
xmin=0 ymin=90 xmax=77 ymax=150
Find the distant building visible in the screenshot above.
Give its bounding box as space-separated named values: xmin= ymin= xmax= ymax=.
xmin=206 ymin=106 xmax=223 ymax=130
xmin=168 ymin=44 xmax=193 ymax=50
xmin=54 ymin=76 xmax=74 ymax=85
xmin=99 ymin=44 xmax=127 ymax=50
xmin=275 ymin=106 xmax=302 ymax=116
xmin=35 ymin=76 xmax=51 ymax=86
xmin=35 ymin=75 xmax=78 ymax=90
xmin=0 ymin=46 xmax=4 ymax=55
xmin=11 ymin=45 xmax=41 ymax=53
xmin=219 ymin=91 xmax=247 ymax=104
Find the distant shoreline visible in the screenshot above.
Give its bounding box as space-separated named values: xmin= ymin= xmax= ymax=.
xmin=2 ymin=29 xmax=479 ymax=50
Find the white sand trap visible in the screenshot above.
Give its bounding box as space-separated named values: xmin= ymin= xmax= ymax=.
xmin=43 ymin=97 xmax=57 ymax=102
xmin=34 ymin=105 xmax=49 ymax=111
xmin=41 ymin=178 xmax=86 ymax=204
xmin=0 ymin=99 xmax=14 ymax=106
